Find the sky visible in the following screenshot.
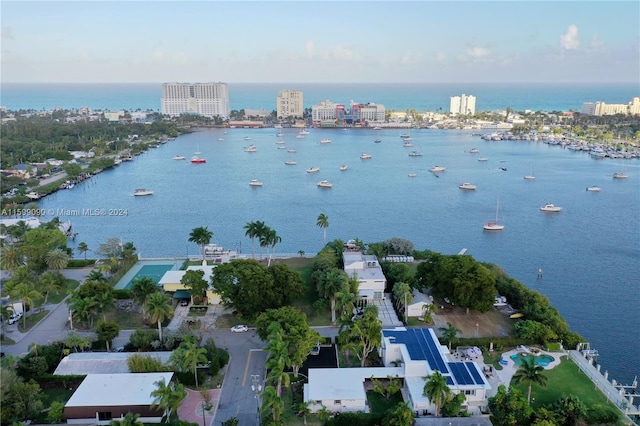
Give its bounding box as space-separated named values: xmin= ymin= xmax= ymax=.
xmin=1 ymin=1 xmax=639 ymax=84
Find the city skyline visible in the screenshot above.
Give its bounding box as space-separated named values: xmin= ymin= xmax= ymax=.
xmin=1 ymin=1 xmax=639 ymax=84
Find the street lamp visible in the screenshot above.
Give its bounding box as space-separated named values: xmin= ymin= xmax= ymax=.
xmin=251 ymin=374 xmax=262 ymax=424
xmin=475 ymin=323 xmax=479 ymax=338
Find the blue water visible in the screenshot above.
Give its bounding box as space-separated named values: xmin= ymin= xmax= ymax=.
xmin=510 ymin=353 xmax=555 ymax=367
xmin=29 ymin=127 xmax=639 ymax=384
xmin=1 ymin=82 xmax=637 ymax=112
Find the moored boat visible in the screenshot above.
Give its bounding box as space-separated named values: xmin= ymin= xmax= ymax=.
xmin=173 ymin=155 xmax=186 ymax=160
xmin=317 ymin=180 xmax=333 ymax=188
xmin=320 ymin=138 xmax=332 ymax=144
xmin=244 ymin=145 xmax=257 ymax=153
xmin=285 ymin=160 xmax=297 ymax=166
xmin=459 ymin=182 xmax=477 ymax=190
xmin=340 ymin=165 xmax=348 ymax=171
xmin=540 ymin=203 xmax=562 ymax=212
xmin=586 ymin=186 xmax=601 ymax=192
xmin=306 ymin=167 xmax=320 ymax=173
xmin=360 ymin=152 xmax=372 ymax=160
xmin=134 ymin=188 xmax=154 ymax=196
xmin=429 ymin=166 xmax=446 ymax=173
xmin=484 ymin=199 xmax=504 ymax=231
xmin=191 ymin=156 xmax=206 ymax=163
xmin=249 ymin=179 xmax=263 ymax=187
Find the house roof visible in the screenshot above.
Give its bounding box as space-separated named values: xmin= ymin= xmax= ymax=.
xmin=307 ymin=367 xmax=403 ymax=401
xmin=65 ymin=372 xmax=174 ymax=408
xmin=54 ymin=352 xmax=174 ymax=375
xmin=409 ymin=289 xmax=433 ymax=306
xmin=158 ymin=266 xmax=216 ymax=285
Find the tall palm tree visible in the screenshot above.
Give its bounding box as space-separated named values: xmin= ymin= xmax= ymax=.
xmin=320 ymin=269 xmax=349 ymax=324
xmin=76 ymin=242 xmax=90 ymax=260
xmin=109 ymin=413 xmax=143 ymax=426
xmin=260 ymin=226 xmax=281 ymax=266
xmin=423 ymin=370 xmax=450 ymax=416
xmin=38 ymin=271 xmax=65 ymax=305
xmin=188 ymin=226 xmax=214 ymax=261
xmin=94 ymin=290 xmax=115 ymax=321
xmin=335 ymin=289 xmax=357 ymax=330
xmin=151 ymin=378 xmax=187 ymax=422
xmin=45 ymin=248 xmax=70 ymax=270
xmin=438 ymin=322 xmax=461 ymax=351
xmin=130 ymin=276 xmax=158 ymax=318
xmin=243 ymin=221 xmax=264 ymax=259
xmin=0 ymin=245 xmax=22 ymax=271
xmin=316 ymin=213 xmax=329 ymax=247
xmin=145 ymin=292 xmax=173 ymax=342
xmin=297 ymin=402 xmax=311 ymax=425
xmin=512 ymin=356 xmax=548 ymax=403
xmin=260 ymin=385 xmax=284 ymax=424
xmin=86 ymin=269 xmax=108 ymax=282
xmin=182 ymin=341 xmax=208 ymax=387
xmin=7 ymin=267 xmax=42 ymax=328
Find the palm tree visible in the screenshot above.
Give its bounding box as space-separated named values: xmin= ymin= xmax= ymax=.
xmin=151 ymin=377 xmax=187 ymax=422
xmin=109 ymin=413 xmax=143 ymax=426
xmin=316 ymin=406 xmax=331 ymax=423
xmin=76 ymin=242 xmax=90 ymax=260
xmin=384 ymin=401 xmax=414 ymax=426
xmin=512 ymin=356 xmax=548 ymax=403
xmin=7 ymin=267 xmax=42 ymax=328
xmin=45 ymin=248 xmax=70 ymax=270
xmin=438 ymin=322 xmax=461 ymax=351
xmin=188 ymin=227 xmax=214 ymax=261
xmin=182 ymin=341 xmax=208 ymax=387
xmin=260 ymin=226 xmax=281 ymax=266
xmin=423 ymin=370 xmax=450 ymax=416
xmin=38 ymin=271 xmax=65 ymax=305
xmin=130 ymin=276 xmax=158 ymax=318
xmin=320 ymin=269 xmax=349 ymax=324
xmin=243 ymin=221 xmax=264 ymax=259
xmin=316 ymin=213 xmax=329 ymax=247
xmin=94 ymin=290 xmax=115 ymax=321
xmin=335 ymin=290 xmax=357 ymax=329
xmin=86 ymin=269 xmax=108 ymax=282
xmin=0 ymin=245 xmax=22 ymax=271
xmin=297 ymin=402 xmax=311 ymax=425
xmin=145 ymin=292 xmax=173 ymax=342
xmin=260 ymin=385 xmax=284 ymax=423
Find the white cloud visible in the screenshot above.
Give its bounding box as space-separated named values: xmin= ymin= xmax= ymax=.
xmin=467 ymin=46 xmax=491 ymax=60
xmin=560 ymin=25 xmax=580 ymax=50
xmin=590 ymin=33 xmax=604 ymax=49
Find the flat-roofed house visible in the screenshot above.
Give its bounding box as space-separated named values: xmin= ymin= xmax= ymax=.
xmin=64 ymin=372 xmax=174 ymax=424
xmin=158 ymin=265 xmax=220 ymax=304
xmin=343 ymin=251 xmax=386 ymax=300
xmin=406 ymin=289 xmax=433 ymax=318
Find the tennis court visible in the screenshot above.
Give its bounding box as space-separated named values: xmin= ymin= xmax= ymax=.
xmin=114 ymin=259 xmax=182 ymax=290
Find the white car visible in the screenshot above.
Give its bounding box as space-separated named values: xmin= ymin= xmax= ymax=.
xmin=230 ymin=324 xmax=249 ymax=333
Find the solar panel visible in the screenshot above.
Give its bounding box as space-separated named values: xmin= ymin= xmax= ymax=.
xmin=465 ymin=362 xmax=485 ymax=385
xmin=446 ymin=376 xmax=455 ymax=386
xmin=449 ymin=362 xmax=474 ymax=385
xmin=382 ymin=329 xmax=448 ymax=373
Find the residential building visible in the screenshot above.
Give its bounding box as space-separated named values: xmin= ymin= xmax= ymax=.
xmin=312 ymin=99 xmax=341 ymax=125
xmin=450 ymin=94 xmax=477 ymax=115
xmin=311 ymin=100 xmax=386 ymax=126
xmin=582 ymin=97 xmax=640 ymax=116
xmin=161 ymin=82 xmax=230 ymax=119
xmin=54 ymin=352 xmax=174 ymax=375
xmin=343 ymin=251 xmax=386 ymax=300
xmin=277 ymin=89 xmax=304 ymax=119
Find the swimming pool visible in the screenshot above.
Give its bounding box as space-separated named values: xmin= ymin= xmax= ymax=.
xmin=114 ymin=259 xmax=182 ymax=290
xmin=510 ymin=353 xmax=555 ymax=367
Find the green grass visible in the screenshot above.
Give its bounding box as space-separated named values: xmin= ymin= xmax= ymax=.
xmin=36 ymin=388 xmax=76 ymax=423
xmin=17 ymin=310 xmax=49 ymax=332
xmin=483 ymin=350 xmax=504 ymax=370
xmin=104 ymin=307 xmax=148 ymax=329
xmin=47 ymin=279 xmax=80 ymax=304
xmin=510 ymin=356 xmax=616 ymax=409
xmin=0 ymin=335 xmax=16 ymax=345
xmin=366 ymin=390 xmax=404 ymax=415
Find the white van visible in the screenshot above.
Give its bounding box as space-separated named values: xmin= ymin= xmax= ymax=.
xmin=8 ymin=312 xmax=22 ymax=325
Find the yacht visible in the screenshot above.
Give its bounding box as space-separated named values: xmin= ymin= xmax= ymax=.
xmin=320 ymin=138 xmax=332 ymax=144
xmin=134 ymin=188 xmax=154 ymax=196
xmin=340 ymin=165 xmax=348 ymax=171
xmin=276 ymin=132 xmax=284 ymax=137
xmin=586 ymin=186 xmax=601 ymax=192
xmin=374 ymin=139 xmax=382 ymax=143
xmin=402 ymin=141 xmax=414 ymax=147
xmin=317 ymin=180 xmax=333 ymax=188
xmin=287 ymin=148 xmax=297 ymax=153
xmin=299 ymin=129 xmax=310 ymax=135
xmin=296 ymin=134 xmax=305 ymax=139
xmin=244 ymin=145 xmax=257 ymax=153
xmin=408 ymin=172 xmax=417 ymax=178
xmin=244 ymin=136 xmax=252 ymax=140
xmin=360 ymin=152 xmax=372 ymax=160
xmin=477 ymin=157 xmax=489 ymax=162
xmin=408 ymin=151 xmax=423 ymax=157
xmin=306 ymin=167 xmax=320 ymax=173
xmin=458 ymin=182 xmax=477 ymax=190
xmin=613 ymin=172 xmax=628 ymax=179
xmin=217 ymin=137 xmax=224 ymax=141
xmin=284 ymin=160 xmax=297 ymax=166
xmin=276 ymin=140 xmax=286 ymax=145
xmin=484 ymin=199 xmax=505 ymax=231
xmin=191 ymin=156 xmax=206 ymax=163
xmin=523 ymin=174 xmax=536 ymax=180
xmin=469 ymin=148 xmax=480 ymax=153
xmin=249 ymin=179 xmax=263 ymax=187
xmin=173 ymin=155 xmax=186 ymax=160
xmin=429 ymin=166 xmax=446 ymax=173
xmin=540 ymin=203 xmax=562 ymax=212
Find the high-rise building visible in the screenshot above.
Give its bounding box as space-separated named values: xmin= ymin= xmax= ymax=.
xmin=161 ymin=82 xmax=230 ymax=119
xmin=582 ymin=97 xmax=640 ymax=116
xmin=450 ymin=94 xmax=476 ymax=115
xmin=276 ymin=90 xmax=304 ymax=119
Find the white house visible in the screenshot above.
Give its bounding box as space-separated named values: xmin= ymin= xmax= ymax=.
xmin=158 ymin=265 xmax=220 ymax=304
xmin=343 ymin=251 xmax=386 ymax=300
xmin=406 ymin=289 xmax=433 ymax=318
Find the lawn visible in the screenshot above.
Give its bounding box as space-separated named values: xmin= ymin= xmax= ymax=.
xmin=510 ymin=356 xmax=616 ymax=409
xmin=17 ymin=310 xmax=49 ymax=332
xmin=366 ymin=390 xmax=404 ymax=415
xmin=35 ymin=388 xmax=76 ymax=423
xmin=287 ymin=258 xmax=332 ymax=326
xmin=103 ymin=306 xmax=148 ymax=329
xmin=47 ymin=279 xmax=81 ymax=304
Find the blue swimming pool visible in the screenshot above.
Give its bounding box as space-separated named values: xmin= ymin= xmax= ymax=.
xmin=510 ymin=353 xmax=555 ymax=367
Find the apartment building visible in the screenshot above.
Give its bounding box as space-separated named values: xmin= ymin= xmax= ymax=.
xmin=161 ymin=82 xmax=230 ymax=119
xmin=581 ymin=97 xmax=640 ymax=116
xmin=450 ymin=94 xmax=477 ymax=115
xmin=276 ymin=90 xmax=304 ymax=119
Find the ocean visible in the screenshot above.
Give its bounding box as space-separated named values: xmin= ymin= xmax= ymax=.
xmin=2 ymin=82 xmax=639 ymax=386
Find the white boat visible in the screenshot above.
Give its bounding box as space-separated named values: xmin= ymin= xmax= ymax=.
xmin=276 ymin=132 xmax=284 ymax=137
xmin=408 ymin=172 xmax=417 ymax=178
xmin=244 ymin=136 xmax=252 ymax=140
xmin=217 ymin=137 xmax=224 ymax=141
xmin=540 ymin=203 xmax=562 ymax=212
xmin=277 ymin=146 xmax=286 ymax=149
xmin=299 ymin=129 xmax=310 ymax=135
xmin=249 ymin=179 xmax=263 ymax=187
xmin=484 ymin=200 xmax=505 ymax=231
xmin=429 ymin=166 xmax=446 ymax=173
xmin=469 ymin=148 xmax=480 ymax=153
xmin=360 ymin=152 xmax=372 ymax=160
xmin=285 ymin=160 xmax=297 ymax=166
xmin=287 ymin=149 xmax=297 ymax=153
xmin=478 ymin=157 xmax=489 ymax=162
xmin=296 ymin=134 xmax=305 ymax=139
xmin=459 ymin=182 xmax=477 ymax=190
xmin=402 ymin=141 xmax=414 ymax=147
xmin=613 ymin=171 xmax=628 ymax=179
xmin=173 ymin=155 xmax=186 ymax=160
xmin=408 ymin=151 xmax=423 ymax=157
xmin=524 ymin=165 xmax=535 ymax=180
xmin=317 ymin=180 xmax=333 ymax=188
xmin=307 ymin=167 xmax=320 ymax=173
xmin=26 ymin=191 xmax=41 ymax=200
xmin=134 ymin=188 xmax=154 ymax=196
xmin=374 ymin=138 xmax=382 ymax=143
xmin=244 ymin=145 xmax=257 ymax=153
xmin=320 ymin=138 xmax=332 ymax=144
xmin=586 ymin=186 xmax=601 ymax=192
xmin=276 ymin=140 xmax=286 ymax=145
xmin=340 ymin=165 xmax=348 ymax=171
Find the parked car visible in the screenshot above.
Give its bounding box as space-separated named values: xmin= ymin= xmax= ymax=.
xmin=179 ymin=299 xmax=189 ymax=306
xmin=8 ymin=312 xmax=22 ymax=325
xmin=309 ymin=343 xmax=321 ymax=356
xmin=230 ymin=324 xmax=248 ymax=333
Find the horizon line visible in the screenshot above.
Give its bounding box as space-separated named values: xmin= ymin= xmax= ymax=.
xmin=2 ymin=81 xmax=639 ymax=85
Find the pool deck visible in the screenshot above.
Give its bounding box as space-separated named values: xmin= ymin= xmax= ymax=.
xmin=114 ymin=258 xmax=184 ymax=290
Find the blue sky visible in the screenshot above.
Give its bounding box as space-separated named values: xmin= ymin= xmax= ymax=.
xmin=1 ymin=1 xmax=639 ymax=83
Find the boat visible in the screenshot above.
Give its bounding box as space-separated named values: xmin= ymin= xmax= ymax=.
xmin=477 ymin=157 xmax=489 ymax=162
xmin=217 ymin=137 xmax=224 ymax=141
xmin=276 ymin=132 xmax=284 ymax=137
xmin=26 ymin=191 xmax=41 ymax=200
xmin=499 ymin=166 xmax=508 ymax=171
xmin=509 ymin=313 xmax=524 ymax=319
xmin=524 ymin=165 xmax=535 ymax=180
xmin=244 ymin=145 xmax=257 ymax=153
xmin=173 ymin=155 xmax=186 ymax=160
xmin=134 ymin=188 xmax=154 ymax=196
xmin=317 ymin=180 xmax=333 ymax=188
xmin=429 ymin=166 xmax=446 ymax=173
xmin=408 ymin=172 xmax=417 ymax=178
xmin=306 ymin=167 xmax=320 ymax=173
xmin=372 ymin=126 xmax=382 ymax=130
xmin=244 ymin=136 xmax=252 ymax=140
xmin=320 ymin=138 xmax=332 ymax=144
xmin=296 ymin=134 xmax=305 ymax=139
xmin=613 ymin=171 xmax=628 ymax=179
xmin=194 ymin=150 xmax=201 ymax=155
xmin=374 ymin=138 xmax=382 ymax=143
xmin=400 ymin=131 xmax=412 ymax=141
xmin=540 ymin=203 xmax=562 ymax=212
xmin=287 ymin=149 xmax=297 ymax=153
xmin=276 ymin=140 xmax=286 ymax=145
xmin=408 ymin=151 xmax=423 ymax=157
xmin=249 ymin=179 xmax=263 ymax=187
xmin=284 ymin=160 xmax=297 ymax=166
xmin=277 ymin=146 xmax=286 ymax=150
xmin=469 ymin=148 xmax=480 ymax=153
xmin=402 ymin=141 xmax=414 ymax=147
xmin=340 ymin=165 xmax=348 ymax=171
xmin=191 ymin=156 xmax=206 ymax=163
xmin=484 ymin=200 xmax=505 ymax=231
xmin=459 ymin=182 xmax=477 ymax=190
xmin=360 ymin=152 xmax=372 ymax=160
xmin=586 ymin=186 xmax=601 ymax=192
xmin=299 ymin=129 xmax=310 ymax=135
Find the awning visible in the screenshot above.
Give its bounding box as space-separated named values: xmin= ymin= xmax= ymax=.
xmin=172 ymin=290 xmax=191 ymax=299
xmin=358 ymin=289 xmax=375 ymax=298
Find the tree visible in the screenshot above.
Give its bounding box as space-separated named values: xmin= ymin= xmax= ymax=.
xmin=260 ymin=385 xmax=284 ymax=424
xmin=94 ymin=290 xmax=115 ymax=321
xmin=422 ymin=370 xmax=450 ymax=416
xmin=130 ymin=276 xmax=158 ymax=317
xmin=76 ymin=242 xmax=90 ymax=260
xmin=297 ymin=402 xmax=311 ymax=425
xmin=342 ymin=308 xmax=382 ymax=367
xmin=38 ymin=271 xmax=65 ymax=305
xmin=65 ymin=333 xmax=91 ymax=352
xmin=150 ymin=377 xmax=187 ymax=422
xmin=316 ymin=268 xmax=349 ymax=323
xmin=86 ymin=269 xmax=108 ymax=282
xmin=0 ymin=245 xmax=22 ymax=271
xmin=261 ymin=226 xmax=281 ymax=266
xmin=145 ymin=292 xmax=173 ymax=342
xmin=7 ymin=380 xmax=44 ymax=422
xmin=45 ymin=248 xmax=70 ymax=271
xmin=441 ymin=392 xmax=466 ymax=417
xmin=265 ymin=324 xmax=291 ymax=397
xmin=512 ymin=356 xmax=548 ymax=404
xmin=439 ymin=322 xmax=461 ymax=351
xmin=382 ymin=401 xmax=414 ymax=426
xmin=188 ymin=227 xmax=213 ymax=261
xmin=243 ymin=220 xmax=265 ymax=258
xmin=96 ymin=321 xmax=120 ymax=351
xmin=109 ymin=413 xmax=143 ymax=426
xmin=488 ymin=384 xmax=533 ymax=426
xmin=6 ymin=267 xmax=42 ymax=328
xmin=181 ymin=341 xmax=207 ymax=387
xmin=316 ymin=213 xmax=329 ymax=246
xmin=552 ymin=394 xmax=587 ymax=426
xmin=46 ymin=401 xmax=65 ymax=424
xmin=371 ymin=375 xmax=402 ymax=399
xmin=180 ymin=270 xmax=208 ymax=304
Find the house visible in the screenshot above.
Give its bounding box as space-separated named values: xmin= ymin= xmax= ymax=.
xmin=343 ymin=251 xmax=386 ymax=300
xmin=64 ymin=372 xmax=173 ymax=424
xmin=406 ymin=289 xmax=433 ymax=318
xmin=54 ymin=352 xmax=174 ymax=375
xmin=158 ymin=265 xmax=220 ymax=304
xmin=304 ymin=327 xmax=490 ymax=417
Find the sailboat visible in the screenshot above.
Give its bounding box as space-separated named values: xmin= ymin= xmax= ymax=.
xmin=484 ymin=199 xmax=505 ymax=231
xmin=613 ymin=166 xmax=628 ymax=179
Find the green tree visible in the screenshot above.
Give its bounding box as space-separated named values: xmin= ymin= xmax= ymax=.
xmin=94 ymin=290 xmax=115 ymax=321
xmin=181 ymin=341 xmax=207 ymax=387
xmin=438 ymin=322 xmax=461 ymax=351
xmin=180 ymin=270 xmax=208 ymax=304
xmin=316 ymin=213 xmax=329 ymax=247
xmin=382 ymin=401 xmax=414 ymax=426
xmin=0 ymin=245 xmax=22 ymax=271
xmin=487 ymin=384 xmax=533 ymax=426
xmin=38 ymin=271 xmax=65 ymax=305
xmin=552 ymin=394 xmax=587 ymax=426
xmin=220 ymin=417 xmax=239 ymax=426
xmin=45 ymin=248 xmax=70 ymax=271
xmin=65 ymin=333 xmax=91 ymax=352
xmin=150 ymin=377 xmax=187 ymax=422
xmin=260 ymin=385 xmax=284 ymax=423
xmin=96 ymin=320 xmax=120 ymax=351
xmin=371 ymin=375 xmax=402 ymax=399
xmin=109 ymin=412 xmax=143 ymax=426
xmin=297 ymin=402 xmax=311 ymax=425
xmin=145 ymin=292 xmax=173 ymax=342
xmin=188 ymin=226 xmax=213 ymax=261
xmin=512 ymin=356 xmax=548 ymax=404
xmin=343 ymin=307 xmax=382 ymax=367
xmin=243 ymin=220 xmax=265 ymax=258
xmin=76 ymin=242 xmax=90 ymax=260
xmin=316 ymin=268 xmax=349 ymax=324
xmin=441 ymin=392 xmax=466 ymax=417
xmin=130 ymin=276 xmax=158 ymax=318
xmin=8 ymin=380 xmax=44 ymax=422
xmin=422 ymin=370 xmax=450 ymax=416
xmin=6 ymin=267 xmax=42 ymax=328
xmin=46 ymin=401 xmax=65 ymax=423
xmin=86 ymin=269 xmax=108 ymax=282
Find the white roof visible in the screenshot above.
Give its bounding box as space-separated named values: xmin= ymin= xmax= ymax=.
xmin=54 ymin=352 xmax=174 ymax=375
xmin=410 ymin=289 xmax=433 ymax=306
xmin=307 ymin=367 xmax=403 ymax=401
xmin=158 ymin=266 xmax=215 ymax=285
xmin=65 ymin=373 xmax=174 ymax=407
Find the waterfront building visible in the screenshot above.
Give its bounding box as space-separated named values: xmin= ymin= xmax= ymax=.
xmin=581 ymin=97 xmax=640 ymax=116
xmin=276 ymin=89 xmax=304 ymax=119
xmin=343 ymin=251 xmax=386 ymax=300
xmin=450 ymin=94 xmax=477 ymax=115
xmin=161 ymin=82 xmax=230 ymax=119
xmin=311 ymin=100 xmax=386 ymax=126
